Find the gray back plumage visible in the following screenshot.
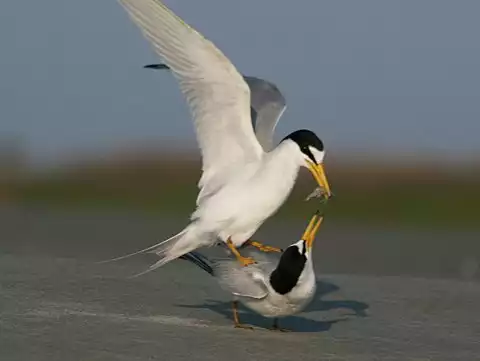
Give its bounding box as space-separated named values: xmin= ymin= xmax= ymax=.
xmin=180 ymin=249 xmax=280 ymax=299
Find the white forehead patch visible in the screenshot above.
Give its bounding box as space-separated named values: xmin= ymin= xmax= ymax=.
xmin=308 ymin=146 xmax=325 ymax=164
xmin=293 ymin=240 xmax=306 ymax=255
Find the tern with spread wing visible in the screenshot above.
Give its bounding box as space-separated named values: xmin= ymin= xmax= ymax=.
xmin=106 ymin=0 xmax=332 ymax=273
xmin=180 ymin=211 xmax=324 ymax=331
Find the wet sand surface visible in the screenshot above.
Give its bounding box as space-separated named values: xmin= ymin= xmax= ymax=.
xmin=1 ymin=207 xmax=479 ymax=360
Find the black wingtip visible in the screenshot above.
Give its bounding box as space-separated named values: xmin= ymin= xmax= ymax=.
xmin=143 ymin=63 xmax=170 ymax=70
xmin=179 ymin=252 xmax=214 ymax=276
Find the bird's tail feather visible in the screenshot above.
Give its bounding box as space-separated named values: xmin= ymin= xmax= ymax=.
xmin=129 ymin=257 xmax=172 ymax=278
xmin=98 ymin=228 xmax=188 ymax=264
xmin=128 ymin=225 xmax=207 ymax=278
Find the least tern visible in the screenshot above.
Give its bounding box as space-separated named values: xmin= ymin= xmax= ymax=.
xmin=107 ymin=0 xmax=332 ymax=273
xmin=180 ymin=211 xmax=324 ymax=331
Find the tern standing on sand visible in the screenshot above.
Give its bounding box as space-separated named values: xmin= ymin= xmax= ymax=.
xmin=181 ymin=211 xmax=325 ymax=331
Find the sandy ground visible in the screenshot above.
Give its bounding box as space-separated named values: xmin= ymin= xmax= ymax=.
xmin=1 ymin=206 xmax=479 ymax=360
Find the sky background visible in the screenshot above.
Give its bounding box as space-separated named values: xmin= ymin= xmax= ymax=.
xmin=1 ymin=0 xmax=480 ymax=166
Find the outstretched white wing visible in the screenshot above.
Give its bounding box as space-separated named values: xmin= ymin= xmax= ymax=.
xmin=117 ymin=0 xmax=264 ymax=197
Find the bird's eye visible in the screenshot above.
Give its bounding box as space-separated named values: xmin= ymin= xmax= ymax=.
xmin=302 ymin=147 xmax=317 ymax=164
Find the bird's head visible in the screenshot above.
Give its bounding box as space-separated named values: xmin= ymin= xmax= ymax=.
xmin=269 ymin=211 xmax=323 ymax=295
xmin=282 ymin=129 xmax=331 ymax=198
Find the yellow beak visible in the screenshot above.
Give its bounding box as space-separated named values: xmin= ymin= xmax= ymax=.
xmin=306 ymin=160 xmax=331 ymax=198
xmin=300 ymin=211 xmax=324 ymax=249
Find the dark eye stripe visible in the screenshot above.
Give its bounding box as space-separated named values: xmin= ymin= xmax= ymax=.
xmin=303 ymin=147 xmax=317 ymax=165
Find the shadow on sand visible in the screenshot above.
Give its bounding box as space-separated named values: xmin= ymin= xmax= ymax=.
xmin=176 ymin=280 xmax=369 ymax=332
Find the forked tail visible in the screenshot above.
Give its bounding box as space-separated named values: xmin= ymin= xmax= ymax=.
xmin=99 ymin=224 xmax=206 ymax=277
xmin=98 ymin=228 xmax=187 ymax=263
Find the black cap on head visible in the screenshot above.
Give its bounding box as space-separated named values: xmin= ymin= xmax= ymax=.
xmin=282 ymin=129 xmax=324 ymax=164
xmin=282 ymin=129 xmax=324 ymax=151
xmin=269 ymin=244 xmax=307 ymax=295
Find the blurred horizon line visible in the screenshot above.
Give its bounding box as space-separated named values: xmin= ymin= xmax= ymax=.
xmin=1 ymin=136 xmax=479 ymax=175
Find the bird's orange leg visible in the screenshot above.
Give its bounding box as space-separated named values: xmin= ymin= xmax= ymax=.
xmin=226 ymin=239 xmax=257 ymax=267
xmin=245 ymin=240 xmax=283 ymax=253
xmin=232 ymin=301 xmax=254 ymax=330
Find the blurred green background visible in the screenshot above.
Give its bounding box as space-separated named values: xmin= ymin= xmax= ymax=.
xmin=1 ymin=149 xmax=479 ymax=231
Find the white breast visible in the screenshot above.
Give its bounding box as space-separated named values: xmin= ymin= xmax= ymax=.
xmin=193 ymin=141 xmax=301 ymax=246
xmin=238 ymin=261 xmax=317 ymax=318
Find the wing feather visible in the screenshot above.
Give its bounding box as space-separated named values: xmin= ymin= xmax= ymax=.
xmin=244 ymin=249 xmax=279 ymax=276
xmin=117 ymin=0 xmax=263 ymax=195
xmin=213 ymin=260 xmax=269 ymax=299
xmin=244 ymin=76 xmax=287 ymax=152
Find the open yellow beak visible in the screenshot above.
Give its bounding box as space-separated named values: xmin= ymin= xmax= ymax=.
xmin=306 ymin=160 xmax=331 ymax=198
xmin=300 ymin=211 xmax=324 ymax=249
